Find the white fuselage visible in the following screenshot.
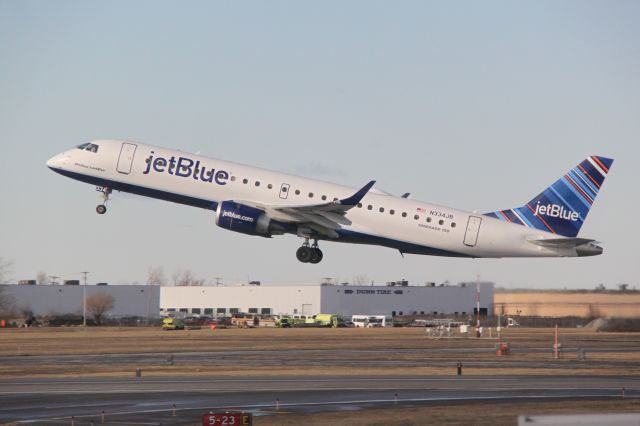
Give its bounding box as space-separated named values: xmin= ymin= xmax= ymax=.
xmin=47 ymin=140 xmax=580 ymax=259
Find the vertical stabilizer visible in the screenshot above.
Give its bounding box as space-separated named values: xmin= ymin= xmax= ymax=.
xmin=484 ymin=156 xmax=613 ymax=237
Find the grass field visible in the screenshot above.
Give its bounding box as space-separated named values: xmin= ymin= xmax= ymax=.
xmin=1 ymin=326 xmax=640 ymax=378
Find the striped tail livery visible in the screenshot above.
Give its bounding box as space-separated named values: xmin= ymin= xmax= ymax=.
xmin=485 ymin=156 xmax=613 ymax=238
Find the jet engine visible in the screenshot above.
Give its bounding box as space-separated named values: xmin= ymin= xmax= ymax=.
xmin=215 ymin=201 xmax=272 ymax=237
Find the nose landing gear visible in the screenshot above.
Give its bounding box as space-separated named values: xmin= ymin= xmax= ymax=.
xmin=96 ymin=186 xmax=111 ymax=215
xmin=296 ymin=239 xmax=323 ymax=264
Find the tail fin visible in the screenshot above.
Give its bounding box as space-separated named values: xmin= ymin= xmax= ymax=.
xmin=485 ymin=156 xmax=613 ymax=237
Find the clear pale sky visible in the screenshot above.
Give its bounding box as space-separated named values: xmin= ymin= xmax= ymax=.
xmin=1 ymin=1 xmax=638 ymax=289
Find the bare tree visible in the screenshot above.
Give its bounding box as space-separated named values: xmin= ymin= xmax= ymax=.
xmin=86 ymin=292 xmax=115 ymax=325
xmin=147 ymin=266 xmax=165 ymax=286
xmin=618 ymin=283 xmax=629 ymax=292
xmin=0 ymin=286 xmax=15 ymax=315
xmin=36 ymin=271 xmax=48 ymax=285
xmin=172 ymin=269 xmax=204 ymax=286
xmin=0 ymin=257 xmax=13 ymax=284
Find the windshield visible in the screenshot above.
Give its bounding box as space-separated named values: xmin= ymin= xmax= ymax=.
xmin=76 ymin=143 xmax=99 ymax=153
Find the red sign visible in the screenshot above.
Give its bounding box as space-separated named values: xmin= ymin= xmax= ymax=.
xmin=202 ymin=412 xmax=252 ymax=426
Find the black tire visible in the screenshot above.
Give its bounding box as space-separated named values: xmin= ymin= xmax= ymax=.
xmin=296 ymin=246 xmax=312 ymax=263
xmin=96 ymin=205 xmax=107 ymax=215
xmin=309 ymin=248 xmax=323 ymax=264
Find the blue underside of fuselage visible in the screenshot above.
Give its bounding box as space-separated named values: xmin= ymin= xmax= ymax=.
xmin=50 ymin=167 xmax=470 ymax=258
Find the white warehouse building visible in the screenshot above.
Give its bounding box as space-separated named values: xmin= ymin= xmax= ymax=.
xmin=160 ymin=282 xmax=494 ymax=318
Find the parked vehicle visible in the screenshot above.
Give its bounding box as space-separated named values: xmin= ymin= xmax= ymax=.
xmin=313 ymin=314 xmax=346 ymax=328
xmin=352 ymin=315 xmax=386 ymax=328
xmin=276 ymin=316 xmax=292 ymax=328
xmin=162 ymin=317 xmax=185 ymax=330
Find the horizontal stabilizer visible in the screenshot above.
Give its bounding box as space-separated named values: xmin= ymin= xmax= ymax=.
xmin=528 ymin=237 xmax=603 ymax=257
xmin=528 ymin=237 xmax=595 ymax=248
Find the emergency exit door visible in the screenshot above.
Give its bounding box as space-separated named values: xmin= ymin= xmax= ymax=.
xmin=279 ymin=183 xmax=290 ymax=199
xmin=463 ymin=216 xmax=482 ymax=247
xmin=116 ymin=143 xmax=137 ymax=174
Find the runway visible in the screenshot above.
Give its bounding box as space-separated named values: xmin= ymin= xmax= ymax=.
xmin=1 ymin=375 xmax=638 ymax=425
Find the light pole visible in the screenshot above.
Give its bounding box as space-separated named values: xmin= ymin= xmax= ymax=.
xmin=476 ymin=275 xmax=481 ymax=338
xmin=81 ymin=271 xmax=89 ymax=327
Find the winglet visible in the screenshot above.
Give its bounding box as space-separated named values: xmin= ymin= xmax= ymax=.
xmin=340 ymin=180 xmax=376 ymax=206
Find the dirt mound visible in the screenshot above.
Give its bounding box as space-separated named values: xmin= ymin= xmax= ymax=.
xmin=585 ymin=317 xmax=640 ymax=331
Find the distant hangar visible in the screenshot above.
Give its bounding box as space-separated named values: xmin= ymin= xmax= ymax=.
xmin=160 ymin=282 xmax=495 ymax=318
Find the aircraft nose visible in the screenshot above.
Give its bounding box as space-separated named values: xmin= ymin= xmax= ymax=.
xmin=46 ymin=153 xmax=68 ymax=169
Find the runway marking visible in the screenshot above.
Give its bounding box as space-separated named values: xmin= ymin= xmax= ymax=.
xmin=0 ymin=386 xmax=635 ymax=397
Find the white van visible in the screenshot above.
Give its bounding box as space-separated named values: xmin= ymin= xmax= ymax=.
xmin=352 ymin=315 xmax=386 ymax=328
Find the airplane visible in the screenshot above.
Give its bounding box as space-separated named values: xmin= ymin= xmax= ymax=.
xmin=47 ymin=140 xmax=613 ymax=263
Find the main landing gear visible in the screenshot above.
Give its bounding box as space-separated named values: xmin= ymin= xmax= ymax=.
xmin=96 ymin=186 xmax=111 ymax=215
xmin=296 ymin=239 xmax=323 ymax=264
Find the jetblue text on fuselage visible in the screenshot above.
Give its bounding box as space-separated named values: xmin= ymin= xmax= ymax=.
xmin=142 ymin=152 xmax=229 ymax=185
xmin=534 ymin=202 xmax=580 ymax=221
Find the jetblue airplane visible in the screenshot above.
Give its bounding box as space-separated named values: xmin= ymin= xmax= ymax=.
xmin=47 ymin=140 xmax=613 ymax=263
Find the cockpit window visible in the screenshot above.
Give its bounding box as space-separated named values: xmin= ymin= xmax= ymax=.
xmin=76 ymin=143 xmax=99 ymax=153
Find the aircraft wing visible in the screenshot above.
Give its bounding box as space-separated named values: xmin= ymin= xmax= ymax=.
xmin=234 ymin=180 xmax=376 ymax=237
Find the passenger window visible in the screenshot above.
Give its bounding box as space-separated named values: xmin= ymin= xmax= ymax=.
xmin=402 ymin=212 xmax=407 ymax=217
xmin=439 ymin=219 xmax=444 ymax=225
xmin=255 ymin=181 xmax=260 ymax=187
xmin=230 ymin=176 xmax=236 ymax=182
xmin=390 ymin=209 xmax=395 ymax=215
xmin=357 ymin=203 xmax=362 ymax=208
xmin=426 ymin=217 xmax=431 ymax=223
xmin=414 ymin=215 xmax=419 ymax=220
xmin=367 ymin=205 xmax=373 ymax=210
xmin=308 ymin=192 xmax=313 ymax=198
xmin=242 ymin=178 xmax=248 ymax=184
xmin=379 ymin=207 xmax=384 ymax=213
xmin=267 ymin=184 xmax=273 ymax=189
xmin=281 ymin=187 xmax=288 ymax=193
xmin=295 ymin=189 xmax=301 ymax=195
xmin=451 ymin=222 xmax=456 ymax=228
xmin=322 ymin=195 xmax=327 ymax=201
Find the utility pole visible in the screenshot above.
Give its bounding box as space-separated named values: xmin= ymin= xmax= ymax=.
xmin=81 ymin=271 xmax=89 ymax=327
xmin=476 ymin=275 xmax=481 ymax=338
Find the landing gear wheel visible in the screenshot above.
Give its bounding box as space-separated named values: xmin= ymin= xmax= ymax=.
xmin=296 ymin=246 xmax=313 ymax=263
xmin=309 ymin=248 xmax=323 ymax=264
xmin=96 ymin=204 xmax=107 ymax=215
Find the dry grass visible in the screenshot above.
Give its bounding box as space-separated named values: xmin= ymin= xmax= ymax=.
xmin=1 ymin=327 xmax=640 ymax=378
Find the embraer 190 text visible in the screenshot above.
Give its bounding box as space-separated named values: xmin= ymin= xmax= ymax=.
xmin=47 ymin=140 xmax=613 ymax=263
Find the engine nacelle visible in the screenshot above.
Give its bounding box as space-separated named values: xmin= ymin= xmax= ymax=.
xmin=215 ymin=201 xmax=271 ymax=237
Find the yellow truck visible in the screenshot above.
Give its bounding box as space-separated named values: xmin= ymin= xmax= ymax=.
xmin=162 ymin=317 xmax=185 ymax=330
xmin=313 ymin=314 xmax=346 ymax=328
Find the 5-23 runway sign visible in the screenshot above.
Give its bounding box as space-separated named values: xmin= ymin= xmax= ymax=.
xmin=202 ymin=412 xmax=252 ymax=426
